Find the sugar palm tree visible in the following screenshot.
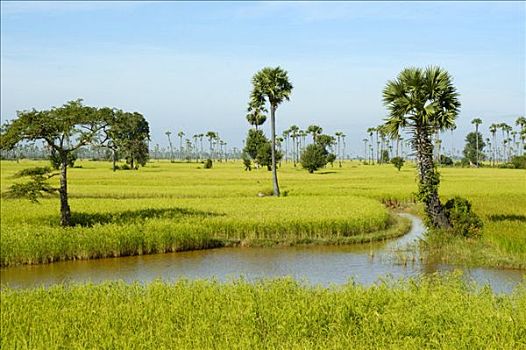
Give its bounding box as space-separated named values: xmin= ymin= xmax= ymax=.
xmin=367 ymin=127 xmax=376 ymax=164
xmin=250 ymin=67 xmax=293 ymax=196
xmin=489 ymin=124 xmax=498 ymax=165
xmin=335 ymin=131 xmax=343 ymax=166
xmin=307 ymin=124 xmax=323 ymax=143
xmin=165 ymin=131 xmax=174 ymax=162
xmin=206 ymin=131 xmax=217 ymax=159
xmin=246 ymin=96 xmax=268 ymax=131
xmin=177 ymin=131 xmax=185 ymax=159
xmin=362 ymin=138 xmax=369 ymax=163
xmin=289 ymin=125 xmax=300 ymax=166
xmin=383 ymin=66 xmax=460 ymax=229
xmin=516 ymin=116 xmax=526 ymax=155
xmin=471 ymin=118 xmax=482 ymax=166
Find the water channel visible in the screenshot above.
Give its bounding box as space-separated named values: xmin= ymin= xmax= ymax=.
xmin=1 ymin=214 xmax=523 ymax=292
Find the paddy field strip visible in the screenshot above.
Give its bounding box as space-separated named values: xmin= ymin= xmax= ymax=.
xmin=1 ymin=275 xmax=525 ymax=349
xmin=0 ymin=160 xmax=525 ymax=268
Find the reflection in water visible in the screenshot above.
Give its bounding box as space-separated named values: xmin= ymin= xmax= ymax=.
xmin=1 ymin=214 xmax=524 ymax=293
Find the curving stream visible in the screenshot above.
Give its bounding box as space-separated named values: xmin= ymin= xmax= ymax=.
xmin=1 ymin=214 xmax=523 ymax=292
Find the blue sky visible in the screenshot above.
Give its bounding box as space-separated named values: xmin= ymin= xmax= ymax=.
xmin=1 ymin=1 xmax=524 ymax=154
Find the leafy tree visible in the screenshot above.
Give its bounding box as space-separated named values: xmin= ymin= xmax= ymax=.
xmin=300 ymin=144 xmax=329 ymax=173
xmin=0 ymin=99 xmax=110 ymax=226
xmin=243 ymin=129 xmax=268 ymax=161
xmin=105 ymin=111 xmax=150 ymax=170
xmin=250 ymin=67 xmax=293 ymax=196
xmin=5 ymin=167 xmax=58 ymax=202
xmin=383 ymin=66 xmax=460 ymax=229
xmin=390 ymin=156 xmax=405 ymax=171
xmin=326 ymin=153 xmax=336 ymax=167
xmin=380 ymin=149 xmax=390 ymax=163
xmin=256 ymin=142 xmax=283 ymax=171
xmin=50 ymin=148 xmax=77 ymax=170
xmin=462 ymin=132 xmax=485 ymax=166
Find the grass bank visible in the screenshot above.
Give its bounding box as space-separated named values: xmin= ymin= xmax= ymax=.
xmin=2 ymin=275 xmax=525 ymax=349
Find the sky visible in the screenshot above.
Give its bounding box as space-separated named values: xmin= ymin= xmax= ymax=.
xmin=1 ymin=1 xmax=525 ymax=155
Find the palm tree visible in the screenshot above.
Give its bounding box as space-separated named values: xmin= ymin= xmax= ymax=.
xmin=282 ymin=129 xmax=290 ymax=162
xmin=246 ymin=96 xmax=268 ymax=130
xmin=335 ymin=131 xmax=343 ymax=166
xmin=362 ymin=138 xmax=369 ymax=163
xmin=383 ymin=66 xmax=460 ymax=229
xmin=341 ymin=133 xmax=346 ymax=161
xmin=250 ymin=67 xmax=293 ymax=196
xmin=177 ymin=131 xmax=185 ymax=160
xmin=206 ymin=131 xmax=217 ymax=159
xmin=471 ymin=118 xmax=482 ymax=166
xmin=192 ymin=134 xmax=199 ymax=161
xmin=367 ymin=127 xmax=376 ymax=164
xmin=198 ymin=133 xmax=204 ymax=158
xmin=489 ymin=124 xmax=498 ymax=165
xmin=289 ymin=125 xmax=300 ymax=166
xmin=499 ymin=123 xmax=512 ymax=162
xmin=307 ymin=125 xmax=323 ymax=143
xmin=516 ymin=116 xmax=526 ymax=155
xmin=165 ymin=131 xmax=174 ymax=162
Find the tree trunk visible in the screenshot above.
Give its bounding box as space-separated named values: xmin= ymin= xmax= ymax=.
xmin=59 ymin=154 xmax=71 ymax=227
xmin=475 ymin=126 xmax=479 ymax=166
xmin=414 ymin=127 xmax=451 ymax=229
xmin=112 ymin=148 xmax=116 ymax=172
xmin=270 ymin=105 xmax=280 ymax=196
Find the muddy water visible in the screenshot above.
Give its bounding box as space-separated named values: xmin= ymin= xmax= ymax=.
xmin=1 ymin=214 xmax=523 ymax=292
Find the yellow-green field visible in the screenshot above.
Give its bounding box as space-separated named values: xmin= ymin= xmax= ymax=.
xmin=0 ymin=159 xmax=525 ymax=267
xmin=2 ymin=276 xmax=525 ymax=349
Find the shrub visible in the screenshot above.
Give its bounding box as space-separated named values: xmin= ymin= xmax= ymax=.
xmin=204 ymin=159 xmax=213 ymax=169
xmin=510 ymin=155 xmax=526 ymax=169
xmin=439 ymin=155 xmax=454 ymax=166
xmin=390 ymin=157 xmax=405 ymax=171
xmin=444 ymin=197 xmax=483 ymax=238
xmin=300 ymin=144 xmax=328 ymax=173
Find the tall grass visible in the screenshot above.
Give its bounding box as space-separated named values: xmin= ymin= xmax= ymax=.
xmin=2 ymin=275 xmax=525 ymax=349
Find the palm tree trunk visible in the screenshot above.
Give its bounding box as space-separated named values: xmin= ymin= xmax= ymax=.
xmin=270 ymin=105 xmax=280 ymax=196
xmin=475 ymin=125 xmax=479 ymax=166
xmin=59 ymin=154 xmax=71 ymax=227
xmin=414 ymin=127 xmax=451 ymax=229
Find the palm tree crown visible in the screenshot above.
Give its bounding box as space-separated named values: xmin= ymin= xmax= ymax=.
xmin=383 ymin=66 xmax=460 ymax=136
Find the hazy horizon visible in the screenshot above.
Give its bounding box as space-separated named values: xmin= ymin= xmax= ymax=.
xmin=1 ymin=1 xmax=524 ymax=155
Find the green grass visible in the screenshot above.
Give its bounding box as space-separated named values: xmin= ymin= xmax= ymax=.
xmin=1 ymin=159 xmax=525 ymax=268
xmin=2 ymin=275 xmax=525 ymax=349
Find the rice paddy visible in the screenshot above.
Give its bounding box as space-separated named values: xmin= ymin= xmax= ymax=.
xmin=1 ymin=159 xmax=524 ymax=268
xmin=1 ymin=275 xmax=525 ymax=349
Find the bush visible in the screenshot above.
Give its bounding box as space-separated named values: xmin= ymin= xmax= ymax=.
xmin=439 ymin=155 xmax=454 ymax=166
xmin=510 ymin=155 xmax=526 ymax=169
xmin=444 ymin=197 xmax=483 ymax=238
xmin=390 ymin=157 xmax=405 ymax=171
xmin=300 ymin=144 xmax=328 ymax=173
xmin=203 ymin=159 xmax=213 ymax=169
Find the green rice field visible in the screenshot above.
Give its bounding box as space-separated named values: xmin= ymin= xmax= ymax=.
xmin=1 ymin=275 xmax=525 ymax=349
xmin=1 ymin=159 xmax=524 ymax=268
